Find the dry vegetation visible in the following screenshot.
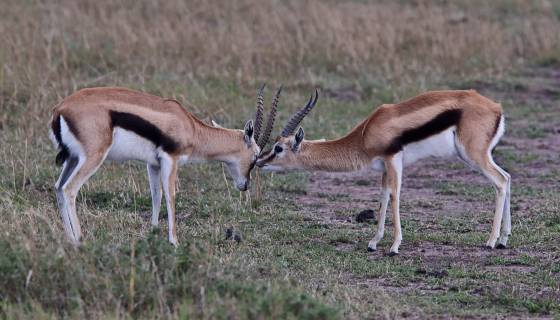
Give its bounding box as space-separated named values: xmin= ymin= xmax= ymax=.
xmin=1 ymin=0 xmax=559 ymax=319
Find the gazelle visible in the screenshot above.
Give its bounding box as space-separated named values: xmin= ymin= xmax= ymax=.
xmin=257 ymin=90 xmax=511 ymax=255
xmin=50 ymin=85 xmax=280 ymax=246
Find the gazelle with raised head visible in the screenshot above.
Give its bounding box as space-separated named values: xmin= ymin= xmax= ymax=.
xmin=257 ymin=90 xmax=511 ymax=255
xmin=50 ymin=85 xmax=280 ymax=246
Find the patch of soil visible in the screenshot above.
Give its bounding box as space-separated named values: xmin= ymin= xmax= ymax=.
xmin=485 ymin=265 xmax=535 ymax=273
xmin=468 ymin=66 xmax=560 ymax=106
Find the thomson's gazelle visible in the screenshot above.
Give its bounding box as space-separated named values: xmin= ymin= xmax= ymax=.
xmin=257 ymin=90 xmax=511 ymax=255
xmin=50 ymin=86 xmax=280 ymax=246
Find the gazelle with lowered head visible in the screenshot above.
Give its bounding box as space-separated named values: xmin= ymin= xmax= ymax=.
xmin=50 ymin=85 xmax=280 ymax=246
xmin=257 ymin=89 xmax=511 ymax=255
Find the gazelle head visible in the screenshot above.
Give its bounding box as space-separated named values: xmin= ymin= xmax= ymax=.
xmin=256 ymin=89 xmax=318 ymax=171
xmin=225 ymin=84 xmax=282 ymax=190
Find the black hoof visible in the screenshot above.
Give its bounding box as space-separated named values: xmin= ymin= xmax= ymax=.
xmin=367 ymin=246 xmax=376 ymax=252
xmin=495 ymin=243 xmax=506 ymax=249
xmin=387 ymin=251 xmax=398 ymax=257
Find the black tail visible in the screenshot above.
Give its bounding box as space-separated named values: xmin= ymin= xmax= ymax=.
xmin=51 ymin=115 xmax=70 ymax=166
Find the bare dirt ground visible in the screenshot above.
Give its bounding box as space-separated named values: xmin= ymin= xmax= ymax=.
xmin=295 ymin=66 xmax=560 ymax=315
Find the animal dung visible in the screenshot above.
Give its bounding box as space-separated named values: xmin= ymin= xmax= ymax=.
xmin=355 ymin=209 xmax=376 ymax=223
xmin=225 ymin=227 xmax=242 ymax=243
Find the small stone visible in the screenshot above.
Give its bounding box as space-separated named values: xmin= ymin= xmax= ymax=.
xmin=355 ymin=209 xmax=376 ymax=223
xmin=225 ymin=227 xmax=234 ymax=240
xmin=233 ymin=233 xmax=242 ymax=243
xmin=225 ymin=227 xmax=242 ymax=243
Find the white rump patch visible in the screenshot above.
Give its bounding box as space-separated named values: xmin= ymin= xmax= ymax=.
xmin=59 ymin=116 xmax=85 ymax=158
xmin=489 ymin=115 xmax=505 ymax=151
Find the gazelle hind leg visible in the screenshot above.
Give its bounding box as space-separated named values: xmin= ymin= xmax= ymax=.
xmin=147 ymin=164 xmax=163 ymax=227
xmin=483 ymin=158 xmax=509 ymax=248
xmin=368 ymin=170 xmax=390 ymax=252
xmin=495 ymin=161 xmax=511 ymax=248
xmin=456 ymin=126 xmax=510 ymax=248
xmin=467 ymin=153 xmax=509 ymax=249
xmin=55 ymin=156 xmax=82 ymax=245
xmin=160 ymin=154 xmax=179 ymax=246
xmin=57 ymin=152 xmax=107 ymax=245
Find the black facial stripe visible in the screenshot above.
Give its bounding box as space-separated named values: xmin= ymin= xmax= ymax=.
xmin=385 ymin=109 xmax=462 ymax=154
xmin=261 ymin=151 xmax=277 ymax=164
xmin=109 ymin=111 xmax=179 ymax=153
xmin=249 ymin=158 xmax=257 ymax=172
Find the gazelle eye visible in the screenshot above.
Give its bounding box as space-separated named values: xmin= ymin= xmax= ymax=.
xmin=274 ymin=145 xmax=283 ymax=153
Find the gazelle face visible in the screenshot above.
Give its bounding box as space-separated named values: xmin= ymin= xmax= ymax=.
xmin=256 ymin=127 xmax=305 ymax=171
xmin=226 ymin=120 xmax=261 ymax=191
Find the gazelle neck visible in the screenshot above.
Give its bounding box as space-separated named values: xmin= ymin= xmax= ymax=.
xmin=297 ymin=133 xmax=369 ymax=172
xmin=189 ymin=119 xmax=246 ymax=163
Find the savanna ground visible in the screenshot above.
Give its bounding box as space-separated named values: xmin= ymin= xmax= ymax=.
xmin=1 ymin=1 xmax=559 ymax=319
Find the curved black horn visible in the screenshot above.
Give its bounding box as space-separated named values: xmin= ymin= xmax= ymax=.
xmin=280 ymin=88 xmax=319 ymax=137
xmin=253 ymin=83 xmax=266 ymax=141
xmin=257 ymin=85 xmax=282 ymax=149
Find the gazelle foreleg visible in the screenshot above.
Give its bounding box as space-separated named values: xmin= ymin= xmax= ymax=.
xmin=386 ymin=153 xmax=403 ymax=255
xmin=367 ymin=170 xmax=390 ymax=252
xmin=160 ymin=154 xmax=179 ymax=246
xmin=147 ymin=164 xmax=163 ymax=227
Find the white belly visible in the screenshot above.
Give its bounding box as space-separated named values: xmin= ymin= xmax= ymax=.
xmin=106 ymin=128 xmax=159 ymax=165
xmin=403 ymin=127 xmax=456 ymax=165
xmin=370 ymin=127 xmax=457 ymax=170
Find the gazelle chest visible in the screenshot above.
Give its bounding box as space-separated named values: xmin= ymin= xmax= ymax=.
xmin=106 ymin=128 xmax=159 ymax=165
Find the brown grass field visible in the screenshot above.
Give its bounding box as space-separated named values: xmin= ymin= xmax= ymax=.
xmin=1 ymin=0 xmax=559 ymax=319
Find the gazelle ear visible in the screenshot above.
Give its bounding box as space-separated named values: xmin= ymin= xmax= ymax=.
xmin=211 ymin=120 xmax=224 ymax=128
xmin=244 ymin=120 xmax=254 ymax=146
xmin=292 ymin=127 xmax=305 ymax=152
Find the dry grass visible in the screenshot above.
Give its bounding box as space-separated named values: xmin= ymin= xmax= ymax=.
xmin=2 ymin=0 xmax=560 ymax=123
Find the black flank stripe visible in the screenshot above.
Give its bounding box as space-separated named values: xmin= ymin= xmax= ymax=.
xmin=385 ymin=109 xmax=462 ymax=154
xmin=110 ymin=111 xmax=179 ymax=153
